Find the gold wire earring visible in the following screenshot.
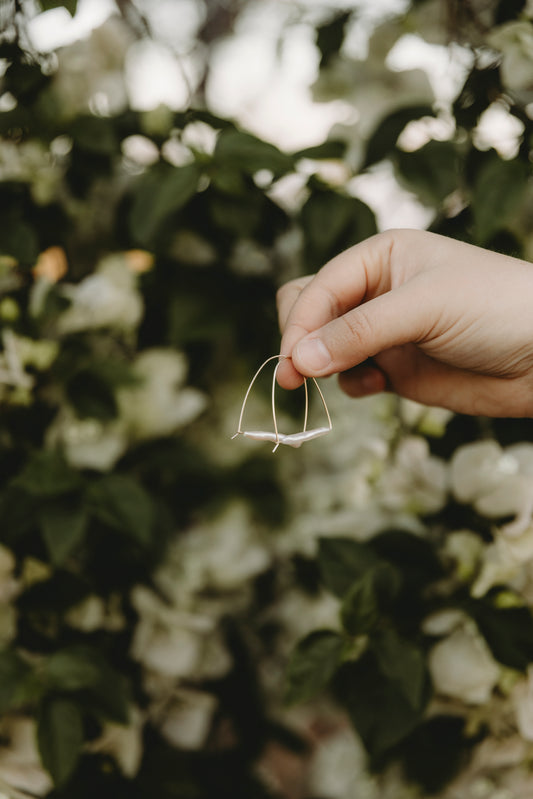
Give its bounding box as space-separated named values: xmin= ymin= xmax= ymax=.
xmin=232 ymin=354 xmax=332 ymax=452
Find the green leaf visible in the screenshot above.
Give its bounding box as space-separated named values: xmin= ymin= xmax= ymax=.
xmin=44 ymin=647 xmax=104 ymax=692
xmin=39 ymin=500 xmax=88 ymax=566
xmin=39 ymin=0 xmax=78 ymax=14
xmin=301 ymin=188 xmax=377 ymax=270
xmin=69 ymin=116 xmax=116 ymax=153
xmin=129 ymin=163 xmax=200 ymax=247
xmin=472 ymin=155 xmax=529 ymax=245
xmin=44 ymin=646 xmax=130 ymax=724
xmin=394 ymin=141 xmax=460 ymax=205
xmin=318 ymin=537 xmax=379 ymax=598
xmin=363 ymin=105 xmax=435 ymax=168
xmin=340 ymin=563 xmax=401 ymax=636
xmin=0 ymin=650 xmax=32 ymax=713
xmin=214 ymin=129 xmax=293 ymax=177
xmin=335 ymin=651 xmax=429 ymax=755
xmin=0 ymin=486 xmax=39 ymax=545
xmin=38 ymin=697 xmax=83 ymax=787
xmin=340 ymin=572 xmax=380 ymax=636
xmin=372 ymin=629 xmax=427 ymax=710
xmin=66 ymin=369 xmax=118 ymax=421
xmin=293 ymin=140 xmax=347 ymax=161
xmin=285 ymin=630 xmax=346 ymax=705
xmin=316 ymin=12 xmax=351 ymax=67
xmin=87 ymin=474 xmax=155 ymax=545
xmin=469 ymin=600 xmax=533 ymax=670
xmin=14 ymin=452 xmax=82 ymax=498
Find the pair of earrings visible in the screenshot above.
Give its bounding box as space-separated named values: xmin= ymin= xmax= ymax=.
xmin=232 ymin=354 xmax=332 ymax=453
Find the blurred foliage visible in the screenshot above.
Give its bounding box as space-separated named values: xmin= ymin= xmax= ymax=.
xmin=0 ymin=0 xmax=533 ymax=798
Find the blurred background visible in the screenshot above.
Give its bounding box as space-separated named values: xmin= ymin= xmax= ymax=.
xmin=1 ymin=1 xmax=533 ymax=797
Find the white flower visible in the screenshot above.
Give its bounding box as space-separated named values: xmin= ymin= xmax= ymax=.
xmin=58 ymin=256 xmax=143 ymax=334
xmin=65 ymin=594 xmax=126 ymax=633
xmin=130 ymin=586 xmax=231 ymax=680
xmin=399 ymin=398 xmax=453 ymax=437
xmin=450 ymin=441 xmax=510 ymax=504
xmin=0 ymin=716 xmax=52 ymax=796
xmin=488 ymin=22 xmax=533 ymax=92
xmin=88 ymin=706 xmax=144 ymax=778
xmin=155 ymin=689 xmax=217 ymax=750
xmin=422 ymin=608 xmax=468 ymax=636
xmin=428 ymin=624 xmax=500 ymax=704
xmin=46 ymin=409 xmax=127 ymax=472
xmin=379 ymin=436 xmax=448 ymax=515
xmin=443 ymin=529 xmax=484 ymax=582
xmin=308 ymin=727 xmax=377 ymax=799
xmin=52 ymin=16 xmax=133 ymax=117
xmin=167 ymin=502 xmax=271 ymax=593
xmin=513 ymin=666 xmax=533 ymax=742
xmin=450 ymin=441 xmax=533 ymax=535
xmin=117 ymin=349 xmax=207 ymax=441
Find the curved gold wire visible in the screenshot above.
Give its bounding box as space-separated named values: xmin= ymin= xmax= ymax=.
xmin=232 ymin=354 xmax=332 ymax=452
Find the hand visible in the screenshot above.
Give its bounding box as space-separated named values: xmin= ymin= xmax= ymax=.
xmin=276 ymin=229 xmax=533 ymax=417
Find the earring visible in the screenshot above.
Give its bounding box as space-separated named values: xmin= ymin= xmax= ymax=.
xmin=232 ymin=354 xmax=332 ymax=452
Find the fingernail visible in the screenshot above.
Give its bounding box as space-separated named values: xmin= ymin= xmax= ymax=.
xmin=295 ymin=338 xmax=331 ymax=372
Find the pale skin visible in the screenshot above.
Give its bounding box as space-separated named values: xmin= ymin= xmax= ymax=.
xmin=276 ymin=229 xmax=533 ymax=418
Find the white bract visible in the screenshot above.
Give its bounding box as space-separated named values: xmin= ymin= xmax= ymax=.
xmin=378 ymin=436 xmax=448 ymax=515
xmin=428 ymin=623 xmax=500 ymax=704
xmin=488 ymin=22 xmax=533 ymax=93
xmin=117 ymin=348 xmax=207 ymax=441
xmin=450 ymin=441 xmax=533 ymax=536
xmin=88 ymin=706 xmax=144 ymax=778
xmin=57 ymin=256 xmax=143 ymax=334
xmin=0 ymin=716 xmax=52 ymax=796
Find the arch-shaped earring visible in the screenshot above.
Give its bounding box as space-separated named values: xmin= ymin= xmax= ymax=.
xmin=232 ymin=355 xmax=332 ymax=452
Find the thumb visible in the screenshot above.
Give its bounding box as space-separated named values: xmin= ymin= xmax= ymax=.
xmin=291 ymin=283 xmax=430 ymax=377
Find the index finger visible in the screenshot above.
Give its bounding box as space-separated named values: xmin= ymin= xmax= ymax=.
xmin=277 ymin=231 xmax=397 ymax=387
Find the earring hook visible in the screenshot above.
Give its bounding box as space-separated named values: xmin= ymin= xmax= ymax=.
xmin=232 ymin=354 xmax=332 ymax=452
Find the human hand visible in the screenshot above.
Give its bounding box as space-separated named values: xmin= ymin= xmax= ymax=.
xmin=276 ymin=229 xmax=533 ymax=417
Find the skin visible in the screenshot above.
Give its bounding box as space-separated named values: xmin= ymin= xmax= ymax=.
xmin=276 ymin=229 xmax=533 ymax=417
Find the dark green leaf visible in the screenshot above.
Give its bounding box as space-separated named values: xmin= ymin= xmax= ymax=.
xmin=0 ymin=486 xmax=39 ymax=545
xmin=87 ymin=474 xmax=155 ymax=545
xmin=69 ymin=116 xmax=117 ymax=153
xmin=0 ymin=649 xmax=32 ymax=713
xmin=293 ymin=140 xmax=347 ymax=161
xmin=469 ymin=600 xmax=533 ymax=670
xmin=129 ymin=163 xmax=200 ymax=247
xmin=301 ymin=189 xmax=377 ymax=269
xmin=316 ymin=12 xmax=351 ymax=67
xmin=363 ymin=105 xmax=435 ymax=168
xmin=372 ymin=629 xmax=427 ymax=709
xmin=496 ymin=0 xmax=526 ymax=24
xmin=14 ymin=451 xmax=82 ymax=498
xmin=341 ymin=572 xmax=380 ymax=636
xmin=38 ymin=697 xmax=83 ymax=787
xmin=66 ymin=369 xmax=118 ymax=421
xmin=39 ymin=500 xmax=88 ymax=566
xmin=39 ymin=0 xmax=78 ymax=14
xmin=285 ymin=630 xmax=346 ymax=705
xmin=340 ymin=563 xmax=401 ymax=636
xmin=453 ymin=66 xmax=501 ymax=130
xmin=318 ymin=537 xmax=379 ymax=598
xmin=369 ymin=530 xmax=444 ymax=589
xmin=43 ymin=646 xmax=130 ymax=724
xmin=401 ymin=716 xmax=467 ymax=794
xmin=334 ymin=651 xmax=429 ymax=755
xmin=395 ymin=141 xmax=460 ymax=205
xmin=44 ymin=647 xmax=104 ymax=692
xmin=472 ymin=155 xmax=529 ymax=244
xmin=214 ymin=129 xmax=293 ymax=177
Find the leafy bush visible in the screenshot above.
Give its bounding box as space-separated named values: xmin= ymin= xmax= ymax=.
xmin=1 ymin=1 xmax=533 ymax=797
